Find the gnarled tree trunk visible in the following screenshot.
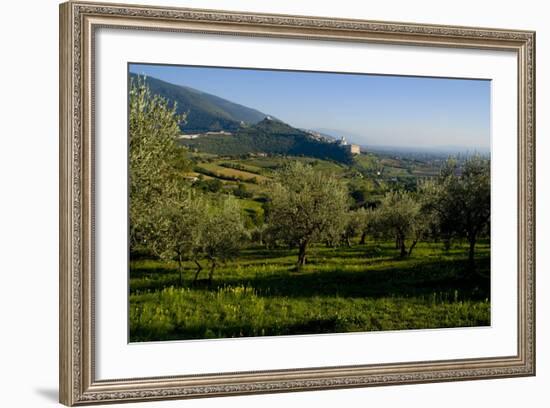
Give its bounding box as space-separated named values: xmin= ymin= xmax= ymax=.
xmin=399 ymin=240 xmax=407 ymax=258
xmin=297 ymin=241 xmax=308 ymax=269
xmin=408 ymin=239 xmax=418 ymax=256
xmin=193 ymin=260 xmax=203 ymax=282
xmin=468 ymin=236 xmax=477 ymax=271
xmin=177 ymin=254 xmax=184 ymax=287
xmin=208 ymin=259 xmax=217 ymax=283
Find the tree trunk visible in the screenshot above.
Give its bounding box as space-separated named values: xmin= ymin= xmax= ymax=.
xmin=400 ymin=241 xmax=407 ymax=258
xmin=297 ymin=241 xmax=308 ymax=269
xmin=399 ymin=234 xmax=407 ymax=258
xmin=359 ymin=231 xmax=367 ymax=245
xmin=193 ymin=260 xmax=203 ymax=282
xmin=208 ymin=260 xmax=216 ymax=282
xmin=177 ymin=254 xmax=184 ymax=287
xmin=468 ymin=236 xmax=476 ymax=271
xmin=408 ymin=240 xmax=418 ymax=256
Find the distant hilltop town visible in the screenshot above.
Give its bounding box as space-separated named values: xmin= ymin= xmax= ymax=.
xmin=180 ymin=118 xmax=362 ymax=156
xmin=303 ymin=130 xmax=361 ymax=155
xmin=336 ymin=136 xmax=361 ymax=155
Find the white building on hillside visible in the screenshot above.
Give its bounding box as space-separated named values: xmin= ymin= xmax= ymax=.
xmin=336 ymin=136 xmax=360 ymax=155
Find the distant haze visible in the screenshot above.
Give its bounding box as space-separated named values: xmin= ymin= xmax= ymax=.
xmin=130 ymin=63 xmax=491 ymax=152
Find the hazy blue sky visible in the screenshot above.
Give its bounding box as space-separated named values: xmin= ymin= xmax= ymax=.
xmin=130 ymin=63 xmax=491 ymax=150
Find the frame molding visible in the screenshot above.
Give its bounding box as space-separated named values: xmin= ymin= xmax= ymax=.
xmin=59 ymin=1 xmax=535 ymax=405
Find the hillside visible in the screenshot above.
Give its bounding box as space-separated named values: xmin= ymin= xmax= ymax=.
xmin=181 ymin=117 xmax=354 ymax=164
xmin=132 ymin=73 xmax=354 ymax=163
xmin=130 ymin=73 xmax=268 ymax=133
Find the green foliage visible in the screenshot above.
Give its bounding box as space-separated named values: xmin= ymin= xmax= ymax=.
xmin=267 ymin=161 xmax=349 ymax=267
xmin=198 ymin=197 xmax=250 ymax=280
xmin=172 ymin=150 xmax=194 ymax=173
xmin=129 ymin=76 xmax=249 ymax=284
xmin=349 ymin=184 xmax=369 ymax=207
xmin=128 ymin=76 xmax=187 ymax=253
xmin=151 ymin=190 xmax=206 ymax=284
xmin=351 ymin=207 xmax=374 ymax=245
xmin=421 ymin=156 xmax=490 ymax=268
xmin=193 ymin=177 xmax=223 ymax=193
xmin=182 ymin=118 xmax=354 ymax=164
xmin=340 ymin=210 xmax=363 ymax=247
xmin=233 ymin=183 xmax=253 ymax=199
xmin=372 ymin=191 xmax=428 ymax=257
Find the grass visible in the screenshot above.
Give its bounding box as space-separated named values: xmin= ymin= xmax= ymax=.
xmin=238 ymin=198 xmax=264 ymax=212
xmin=354 ymin=153 xmax=379 ymax=170
xmin=196 ymin=162 xmax=268 ymax=182
xmin=219 ymin=161 xmax=266 ymax=176
xmin=383 ymin=166 xmax=410 ymax=177
xmin=129 ymin=241 xmax=490 ymax=342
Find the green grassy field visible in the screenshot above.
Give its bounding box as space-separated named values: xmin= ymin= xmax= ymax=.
xmin=129 ymin=241 xmax=490 ymax=342
xmin=196 ymin=162 xmax=268 ymax=182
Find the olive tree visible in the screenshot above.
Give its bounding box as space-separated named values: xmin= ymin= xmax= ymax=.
xmin=354 ymin=207 xmax=374 ymax=245
xmin=197 ymin=197 xmax=249 ymax=282
xmin=128 ymin=76 xmax=186 ymax=253
xmin=152 ymin=190 xmax=206 ymax=286
xmin=267 ymin=162 xmax=349 ymax=268
xmin=421 ymin=156 xmax=490 ymax=269
xmin=373 ymin=191 xmax=427 ymax=257
xmin=338 ymin=209 xmax=371 ymax=247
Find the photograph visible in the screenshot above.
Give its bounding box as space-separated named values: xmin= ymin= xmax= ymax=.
xmin=57 ymin=2 xmax=535 ymax=404
xmin=128 ymin=63 xmax=492 ymax=343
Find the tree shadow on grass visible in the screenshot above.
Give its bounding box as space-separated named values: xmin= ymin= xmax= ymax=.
xmin=130 ymin=249 xmax=490 ymax=302
xmin=213 ymin=257 xmax=490 ymax=301
xmin=238 ymin=244 xmax=395 ymax=262
xmin=130 ymin=319 xmax=345 ymax=342
xmin=130 ymin=265 xmax=174 ymax=279
xmin=130 ymin=307 xmax=491 ymax=342
xmin=237 ymin=247 xmax=295 ymax=261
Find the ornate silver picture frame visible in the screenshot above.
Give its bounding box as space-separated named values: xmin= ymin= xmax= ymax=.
xmin=59 ymin=1 xmax=535 ymax=405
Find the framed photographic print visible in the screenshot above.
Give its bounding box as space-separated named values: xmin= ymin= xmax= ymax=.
xmin=59 ymin=1 xmax=536 ymax=405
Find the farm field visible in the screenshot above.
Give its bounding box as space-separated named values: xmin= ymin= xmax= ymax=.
xmin=129 ymin=241 xmax=490 ymax=342
xmin=187 ymin=152 xmax=410 ymax=196
xmin=195 ymin=162 xmax=268 ymax=182
xmin=186 ymin=151 xmax=443 ymax=197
